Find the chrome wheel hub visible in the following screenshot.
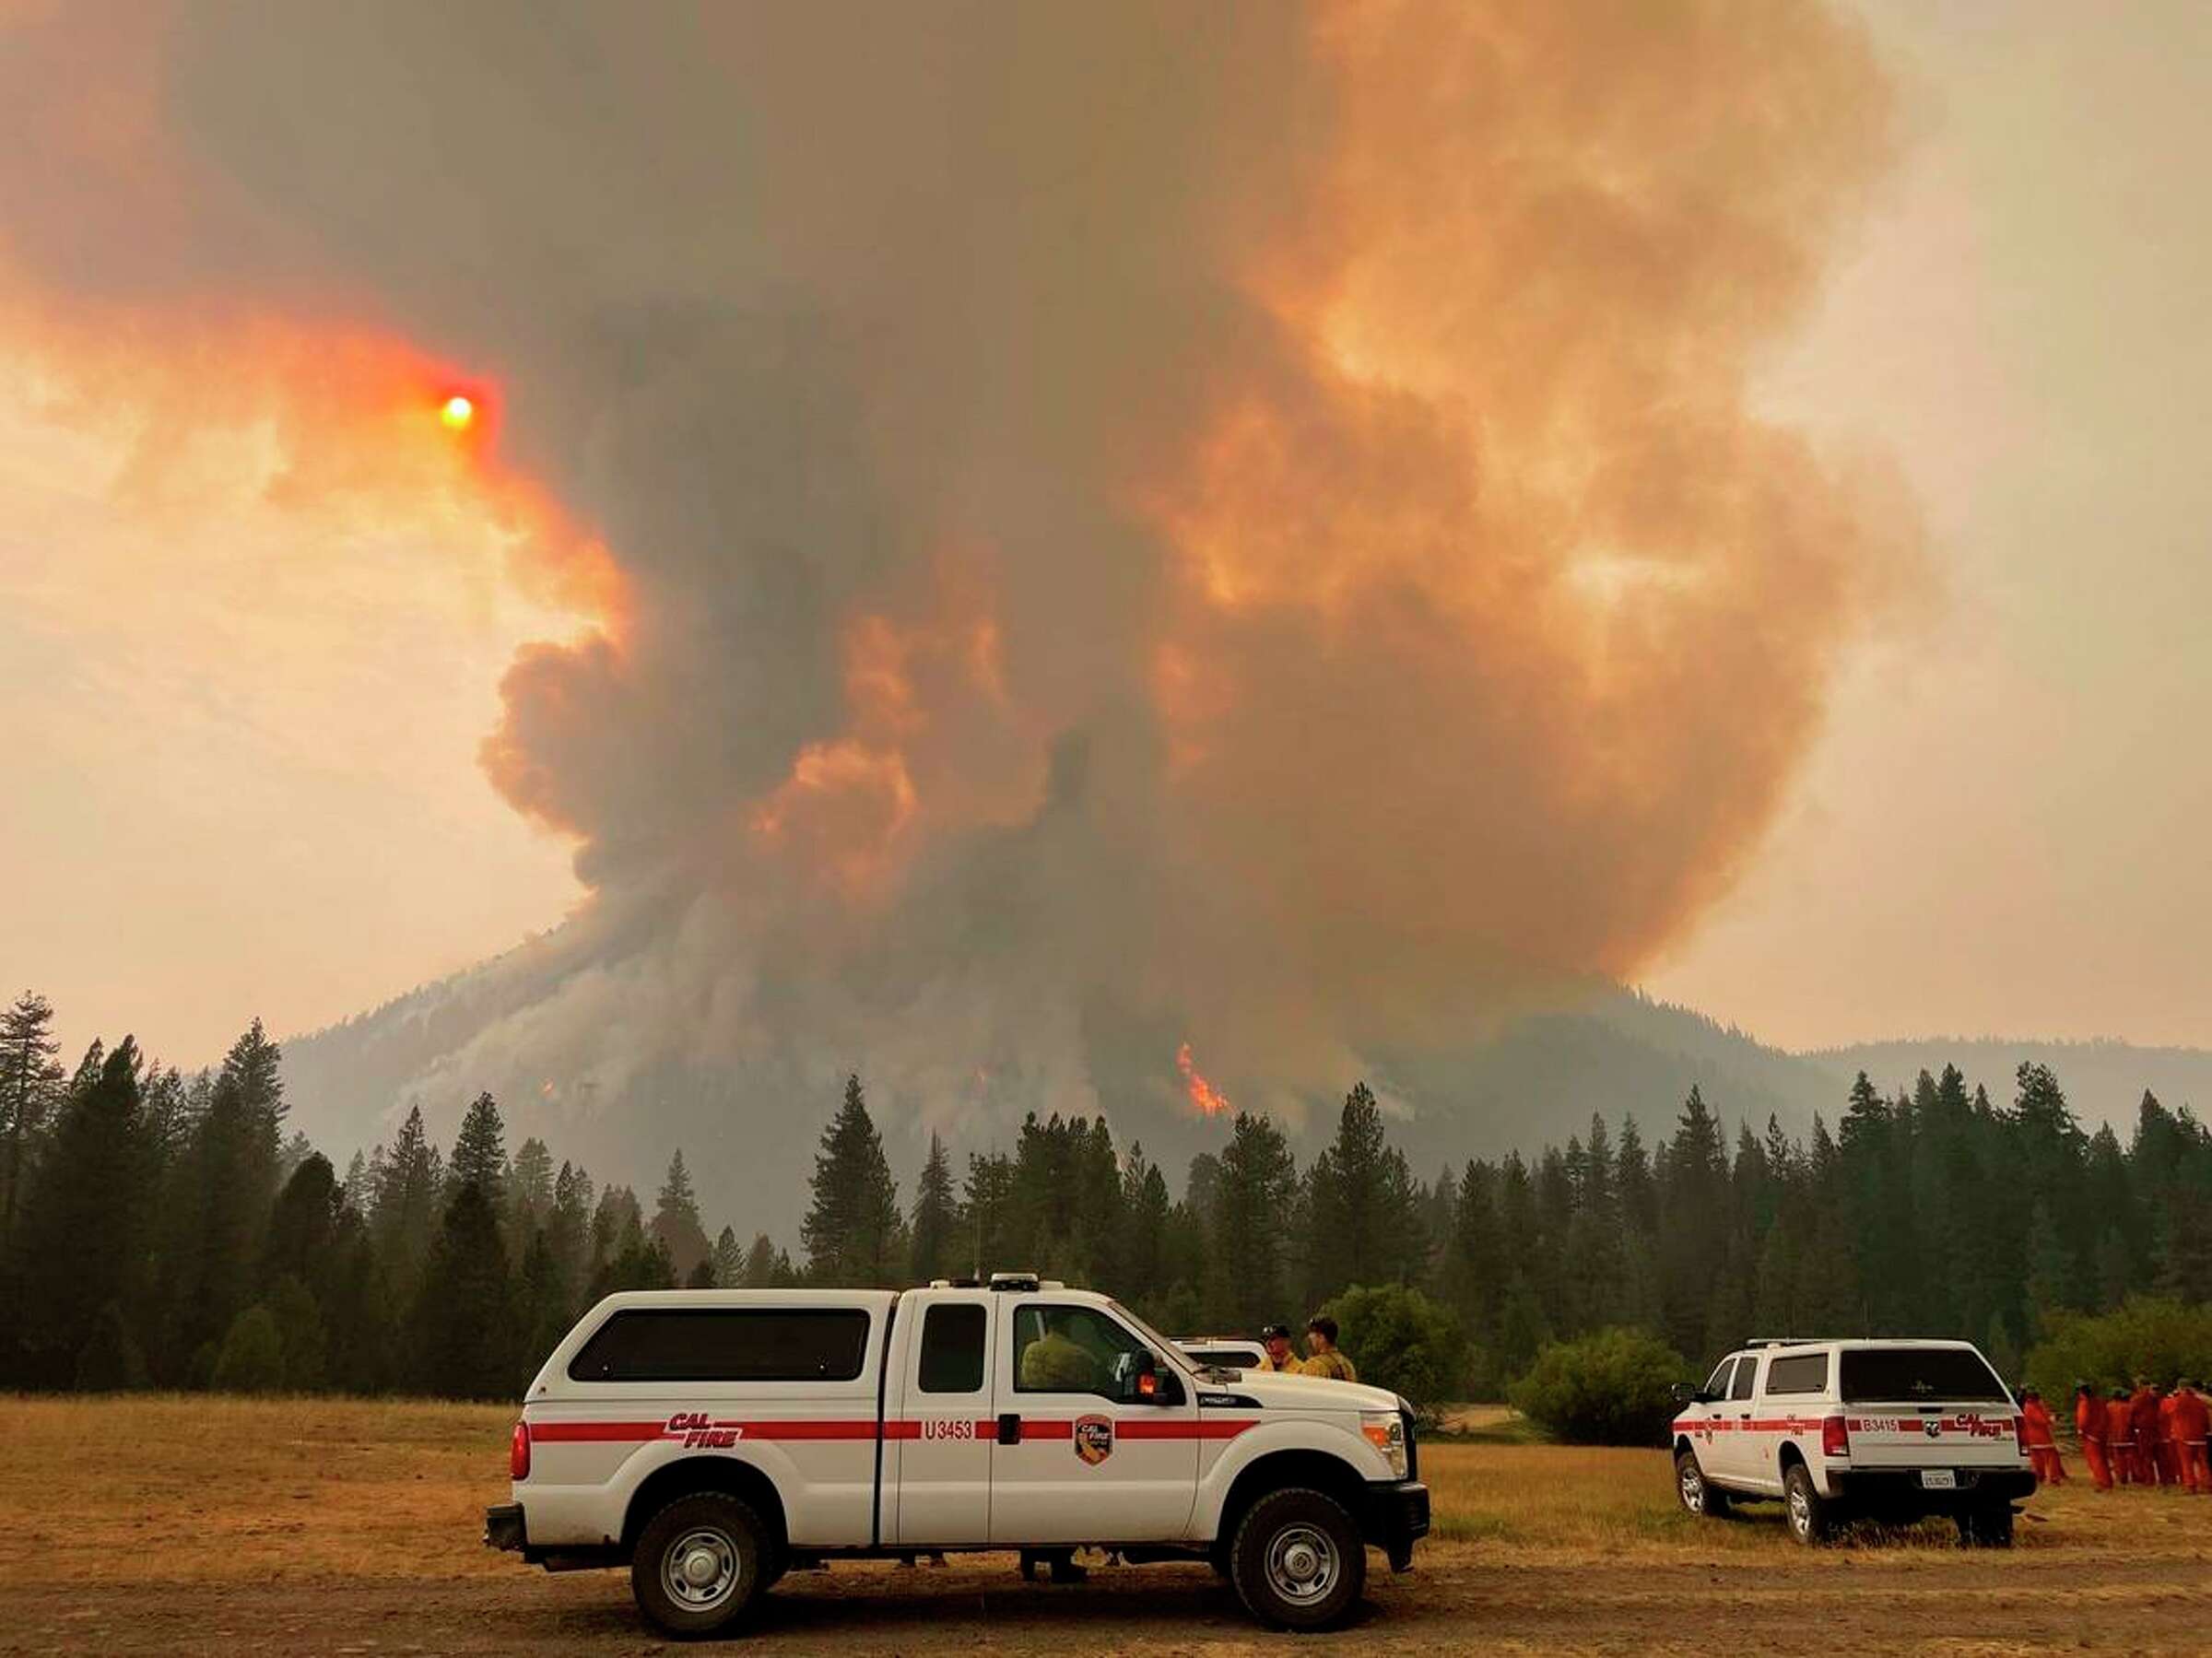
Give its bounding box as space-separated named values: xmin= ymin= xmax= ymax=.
xmin=1264 ymin=1523 xmax=1339 ymax=1606
xmin=663 ymin=1527 xmax=740 ymax=1609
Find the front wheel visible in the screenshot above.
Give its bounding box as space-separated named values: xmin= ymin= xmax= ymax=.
xmin=1230 ymin=1487 xmax=1366 ymax=1631
xmin=1676 ymin=1449 xmax=1731 ymax=1519
xmin=1783 ymin=1464 xmax=1830 ymax=1546
xmin=631 ymin=1491 xmax=771 ymax=1639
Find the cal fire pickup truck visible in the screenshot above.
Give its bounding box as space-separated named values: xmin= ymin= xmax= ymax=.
xmin=1670 ymin=1337 xmax=2036 ymax=1546
xmin=485 ymin=1276 xmax=1428 ymax=1636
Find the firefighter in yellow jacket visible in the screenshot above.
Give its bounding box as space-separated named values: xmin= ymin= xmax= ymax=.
xmin=1298 ymin=1314 xmax=1358 ymax=1382
xmin=1257 ymin=1323 xmax=1302 ymax=1373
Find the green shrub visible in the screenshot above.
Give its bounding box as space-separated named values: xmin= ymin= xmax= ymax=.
xmin=1314 ymin=1283 xmax=1470 ymax=1417
xmin=74 ymin=1301 xmax=148 ymax=1392
xmin=1508 ymin=1326 xmax=1688 ymax=1445
xmin=212 ymin=1304 xmax=287 ymax=1394
xmin=2024 ymin=1298 xmax=2212 ymax=1403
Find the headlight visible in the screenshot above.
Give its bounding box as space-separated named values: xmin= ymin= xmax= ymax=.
xmin=1361 ymin=1410 xmax=1408 ymax=1478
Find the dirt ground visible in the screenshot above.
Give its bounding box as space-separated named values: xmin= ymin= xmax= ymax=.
xmin=5 ymin=1396 xmax=2211 ymax=1655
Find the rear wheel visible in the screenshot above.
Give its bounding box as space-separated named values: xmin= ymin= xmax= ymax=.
xmin=1783 ymin=1464 xmax=1830 ymax=1546
xmin=1959 ymin=1503 xmax=2015 ymax=1547
xmin=1676 ymin=1449 xmax=1730 ymax=1519
xmin=1230 ymin=1487 xmax=1366 ymax=1631
xmin=630 ymin=1491 xmax=771 ymax=1639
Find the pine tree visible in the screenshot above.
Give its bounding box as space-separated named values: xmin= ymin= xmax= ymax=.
xmin=801 ymin=1076 xmax=903 ymax=1285
xmin=1119 ymin=1144 xmax=1171 ymax=1306
xmin=651 ymin=1149 xmax=711 ymax=1277
xmin=710 ymin=1225 xmax=746 ymax=1289
xmin=18 ymin=1037 xmax=152 ymax=1385
xmin=508 ymin=1137 xmax=555 ymax=1254
xmin=264 ymin=1154 xmax=343 ymax=1292
xmin=0 ymin=991 xmax=65 ymax=1252
xmin=409 ymin=1181 xmax=515 ymax=1398
xmin=450 ymin=1091 xmax=509 ymax=1204
xmin=908 ymin=1133 xmax=958 ymax=1284
xmin=372 ymin=1103 xmax=444 ymax=1291
xmin=1209 ymin=1111 xmax=1298 ymax=1331
xmin=1304 ymin=1082 xmax=1425 ymax=1301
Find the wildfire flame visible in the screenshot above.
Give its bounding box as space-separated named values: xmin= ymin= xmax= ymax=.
xmin=1176 ymin=1041 xmax=1231 ymax=1117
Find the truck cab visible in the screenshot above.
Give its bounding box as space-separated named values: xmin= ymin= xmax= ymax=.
xmin=486 ymin=1276 xmax=1427 ymax=1636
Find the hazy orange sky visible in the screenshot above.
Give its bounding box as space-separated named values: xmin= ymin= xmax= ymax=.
xmin=3 ymin=0 xmax=2206 ymax=1066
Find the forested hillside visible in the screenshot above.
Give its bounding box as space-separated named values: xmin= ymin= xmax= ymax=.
xmin=7 ymin=987 xmax=2211 ymax=1401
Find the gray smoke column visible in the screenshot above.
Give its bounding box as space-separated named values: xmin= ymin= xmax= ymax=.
xmin=0 ymin=2 xmax=1916 ymax=1194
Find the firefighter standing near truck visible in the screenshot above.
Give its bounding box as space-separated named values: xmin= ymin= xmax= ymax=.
xmin=2019 ymin=1388 xmax=2066 ymax=1485
xmin=1257 ymin=1323 xmax=1302 ymax=1373
xmin=2075 ymin=1382 xmax=2114 ymax=1491
xmin=1299 ymin=1315 xmax=1359 ymax=1382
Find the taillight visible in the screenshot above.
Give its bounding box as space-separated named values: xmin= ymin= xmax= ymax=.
xmin=1821 ymin=1416 xmax=1851 ymax=1457
xmin=2014 ymin=1415 xmax=2030 ymax=1456
xmin=510 ymin=1418 xmax=532 ymax=1481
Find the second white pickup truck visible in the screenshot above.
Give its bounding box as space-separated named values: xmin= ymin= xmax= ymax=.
xmin=485 ymin=1274 xmax=1429 ymax=1636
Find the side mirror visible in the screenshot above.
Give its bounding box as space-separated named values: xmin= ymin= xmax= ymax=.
xmin=1669 ymin=1382 xmax=1704 ymax=1407
xmin=1115 ymin=1348 xmax=1165 ymax=1404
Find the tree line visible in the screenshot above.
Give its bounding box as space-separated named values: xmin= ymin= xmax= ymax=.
xmin=5 ymin=987 xmax=2210 ymax=1399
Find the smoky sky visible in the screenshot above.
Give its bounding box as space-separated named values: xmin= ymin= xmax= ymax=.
xmin=2 ymin=2 xmax=1915 ymax=1160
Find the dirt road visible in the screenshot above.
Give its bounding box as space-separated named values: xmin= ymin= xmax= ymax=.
xmin=6 ymin=1396 xmax=2211 ymax=1654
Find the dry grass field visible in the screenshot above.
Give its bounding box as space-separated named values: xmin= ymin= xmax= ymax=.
xmin=4 ymin=1395 xmax=2211 ymax=1653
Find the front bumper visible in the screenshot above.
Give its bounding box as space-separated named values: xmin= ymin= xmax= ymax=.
xmin=1829 ymin=1467 xmax=2037 ymax=1510
xmin=484 ymin=1502 xmax=526 ymax=1552
xmin=1362 ymin=1479 xmax=1430 ymax=1570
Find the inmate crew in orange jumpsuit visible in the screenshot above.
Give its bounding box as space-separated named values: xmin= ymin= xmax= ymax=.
xmin=2133 ymin=1381 xmax=2171 ymax=1487
xmin=2110 ymin=1388 xmax=2137 ymax=1485
xmin=2170 ymin=1380 xmax=2211 ymax=1496
xmin=2019 ymin=1389 xmax=2066 ymax=1484
xmin=2074 ymin=1382 xmax=2114 ymax=1490
xmin=2156 ymin=1384 xmax=2183 ymax=1487
xmin=2124 ymin=1379 xmax=2159 ymax=1485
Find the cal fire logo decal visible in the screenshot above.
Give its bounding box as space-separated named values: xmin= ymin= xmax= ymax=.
xmin=1074 ymin=1414 xmax=1114 ymax=1466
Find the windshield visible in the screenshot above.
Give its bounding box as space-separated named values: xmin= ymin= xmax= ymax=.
xmin=1839 ymin=1347 xmax=2008 ymax=1404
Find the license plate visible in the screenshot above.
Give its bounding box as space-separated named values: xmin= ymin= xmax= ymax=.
xmin=1920 ymin=1469 xmax=1957 ymax=1489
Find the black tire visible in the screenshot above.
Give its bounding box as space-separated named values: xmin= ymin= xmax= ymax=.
xmin=630 ymin=1491 xmax=771 ymax=1640
xmin=1959 ymin=1503 xmax=2015 ymax=1548
xmin=1783 ymin=1463 xmax=1830 ymax=1546
xmin=1675 ymin=1449 xmax=1731 ymax=1519
xmin=1229 ymin=1487 xmax=1367 ymax=1631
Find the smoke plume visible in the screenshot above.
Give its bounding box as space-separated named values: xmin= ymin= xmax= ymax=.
xmin=1 ymin=2 xmax=1914 ymax=1204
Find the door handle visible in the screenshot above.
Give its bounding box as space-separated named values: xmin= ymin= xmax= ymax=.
xmin=996 ymin=1413 xmax=1022 ymax=1446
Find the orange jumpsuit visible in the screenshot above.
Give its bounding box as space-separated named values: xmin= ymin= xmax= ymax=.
xmin=2021 ymin=1397 xmax=2066 ymax=1485
xmin=2170 ymin=1388 xmax=2211 ymax=1495
xmin=2156 ymin=1391 xmax=2183 ymax=1487
xmin=2111 ymin=1394 xmax=2137 ymax=1485
xmin=2128 ymin=1389 xmax=2162 ymax=1484
xmin=2075 ymin=1391 xmax=2113 ymax=1490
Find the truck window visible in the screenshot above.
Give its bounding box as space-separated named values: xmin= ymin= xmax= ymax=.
xmin=1705 ymin=1358 xmax=1738 ymax=1397
xmin=918 ymin=1302 xmax=986 ymax=1393
xmin=1014 ymin=1304 xmax=1147 ymax=1396
xmin=1729 ymin=1356 xmax=1759 ymax=1401
xmin=567 ymin=1308 xmax=871 ymax=1383
xmin=1839 ymin=1347 xmax=2007 ymax=1404
xmin=1764 ymin=1353 xmax=1829 ymax=1395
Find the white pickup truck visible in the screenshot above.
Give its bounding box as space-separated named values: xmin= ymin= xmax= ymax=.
xmin=1670 ymin=1337 xmax=2036 ymax=1546
xmin=485 ymin=1276 xmax=1429 ymax=1636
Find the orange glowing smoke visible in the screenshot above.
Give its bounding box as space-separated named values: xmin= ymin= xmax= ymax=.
xmin=1176 ymin=1041 xmax=1231 ymax=1117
